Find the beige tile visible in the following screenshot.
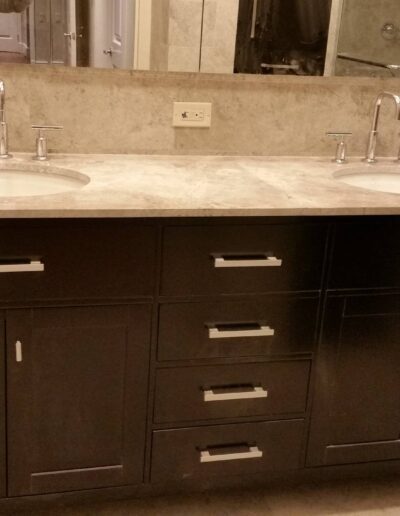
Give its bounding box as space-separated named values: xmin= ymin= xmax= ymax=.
xmin=338 ymin=0 xmax=400 ymax=65
xmin=168 ymin=0 xmax=203 ymax=47
xmin=201 ymin=0 xmax=239 ymax=74
xmin=0 ymin=65 xmax=400 ymax=157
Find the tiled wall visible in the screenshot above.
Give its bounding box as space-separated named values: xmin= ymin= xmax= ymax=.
xmin=1 ymin=64 xmax=400 ymax=157
xmin=167 ymin=0 xmax=203 ymax=72
xmin=336 ymin=0 xmax=400 ymax=77
xmin=201 ymin=0 xmax=239 ymax=74
xmin=150 ymin=0 xmax=238 ymax=74
xmin=150 ymin=0 xmax=203 ymax=73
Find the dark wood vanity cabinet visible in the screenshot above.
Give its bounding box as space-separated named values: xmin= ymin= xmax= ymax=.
xmin=0 ymin=220 xmax=157 ymax=499
xmin=7 ymin=304 xmax=152 ymax=496
xmin=307 ymin=218 xmax=400 ymax=468
xmin=0 ymin=314 xmax=5 ymax=500
xmin=329 ymin=219 xmax=400 ymax=290
xmin=151 ymin=220 xmax=327 ymax=485
xmin=1 ymin=216 xmax=400 ymax=507
xmin=0 ymin=221 xmax=157 ymax=303
xmin=307 ymin=293 xmax=400 ymax=467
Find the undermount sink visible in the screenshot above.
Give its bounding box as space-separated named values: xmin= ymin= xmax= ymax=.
xmin=0 ymin=163 xmax=90 ymax=197
xmin=334 ymin=165 xmax=400 ymax=195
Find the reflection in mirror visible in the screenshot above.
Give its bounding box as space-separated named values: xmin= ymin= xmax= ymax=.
xmin=332 ymin=0 xmax=400 ymax=77
xmin=235 ymin=0 xmax=332 ymax=75
xmin=0 ymin=0 xmax=398 ymax=78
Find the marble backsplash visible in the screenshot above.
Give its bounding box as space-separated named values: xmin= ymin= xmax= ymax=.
xmin=1 ymin=64 xmax=400 ymax=157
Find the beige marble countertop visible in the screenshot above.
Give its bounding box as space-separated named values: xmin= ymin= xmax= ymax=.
xmin=0 ymin=153 xmax=400 ymax=218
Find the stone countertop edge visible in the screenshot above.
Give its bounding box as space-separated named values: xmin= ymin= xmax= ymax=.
xmin=0 ymin=153 xmax=399 ymax=218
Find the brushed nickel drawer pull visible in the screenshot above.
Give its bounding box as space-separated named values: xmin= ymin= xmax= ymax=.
xmin=208 ymin=325 xmax=275 ymax=339
xmin=214 ymin=255 xmax=282 ymax=268
xmin=200 ymin=446 xmax=263 ymax=463
xmin=203 ymin=386 xmax=268 ymax=402
xmin=15 ymin=340 xmax=22 ymax=362
xmin=0 ymin=260 xmax=44 ymax=273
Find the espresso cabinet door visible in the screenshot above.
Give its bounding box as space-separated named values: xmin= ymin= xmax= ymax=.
xmin=307 ymin=293 xmax=400 ymax=466
xmin=0 ymin=314 xmax=5 ymax=499
xmin=7 ymin=305 xmax=151 ymax=496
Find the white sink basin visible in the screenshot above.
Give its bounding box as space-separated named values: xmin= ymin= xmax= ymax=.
xmin=0 ymin=163 xmax=90 ymax=198
xmin=334 ymin=166 xmax=400 ymax=195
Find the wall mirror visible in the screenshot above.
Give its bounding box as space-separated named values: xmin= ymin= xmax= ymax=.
xmin=0 ymin=0 xmax=398 ymax=77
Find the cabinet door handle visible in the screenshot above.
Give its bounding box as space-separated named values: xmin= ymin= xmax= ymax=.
xmin=200 ymin=445 xmax=263 ymax=463
xmin=203 ymin=386 xmax=268 ymax=402
xmin=208 ymin=325 xmax=275 ymax=339
xmin=15 ymin=340 xmax=23 ymax=362
xmin=0 ymin=260 xmax=44 ymax=273
xmin=214 ymin=255 xmax=282 ymax=268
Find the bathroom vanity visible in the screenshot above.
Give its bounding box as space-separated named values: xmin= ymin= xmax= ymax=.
xmin=0 ymin=155 xmax=400 ymax=509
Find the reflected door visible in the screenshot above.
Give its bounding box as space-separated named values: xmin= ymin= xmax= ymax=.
xmin=64 ymin=0 xmax=77 ymax=66
xmin=0 ymin=14 xmax=23 ymax=53
xmin=110 ymin=0 xmax=135 ymax=69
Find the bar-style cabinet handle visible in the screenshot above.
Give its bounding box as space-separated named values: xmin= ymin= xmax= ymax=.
xmin=15 ymin=340 xmax=23 ymax=362
xmin=203 ymin=386 xmax=268 ymax=402
xmin=208 ymin=325 xmax=275 ymax=339
xmin=0 ymin=260 xmax=44 ymax=273
xmin=214 ymin=255 xmax=282 ymax=268
xmin=200 ymin=446 xmax=263 ymax=463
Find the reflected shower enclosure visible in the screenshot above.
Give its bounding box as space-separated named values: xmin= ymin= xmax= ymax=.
xmin=235 ymin=0 xmax=332 ymax=75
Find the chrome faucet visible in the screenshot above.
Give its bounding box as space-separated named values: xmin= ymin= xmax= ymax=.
xmin=365 ymin=91 xmax=400 ymax=163
xmin=0 ymin=80 xmax=10 ymax=159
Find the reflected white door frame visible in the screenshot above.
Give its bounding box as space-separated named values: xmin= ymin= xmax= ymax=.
xmin=65 ymin=0 xmax=77 ymax=66
xmin=133 ymin=0 xmax=151 ymax=70
xmin=0 ymin=13 xmax=23 ymax=53
xmin=324 ymin=0 xmax=345 ymax=76
xmin=110 ymin=0 xmax=134 ymax=69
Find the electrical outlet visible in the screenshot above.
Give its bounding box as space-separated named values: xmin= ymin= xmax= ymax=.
xmin=173 ymin=102 xmax=212 ymax=128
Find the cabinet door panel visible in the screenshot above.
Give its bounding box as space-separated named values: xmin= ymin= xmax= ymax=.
xmin=0 ymin=221 xmax=156 ymax=302
xmin=158 ymin=296 xmax=319 ymax=361
xmin=7 ymin=305 xmax=151 ymax=496
xmin=161 ymin=224 xmax=328 ymax=296
xmin=0 ymin=314 xmax=5 ymax=499
xmin=151 ymin=419 xmax=305 ymax=483
xmin=154 ymin=361 xmax=310 ymax=424
xmin=329 ymin=219 xmax=400 ymax=289
xmin=307 ymin=294 xmax=400 ymax=466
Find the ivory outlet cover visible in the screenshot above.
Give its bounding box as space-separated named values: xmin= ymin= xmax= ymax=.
xmin=173 ymin=102 xmax=212 ymax=128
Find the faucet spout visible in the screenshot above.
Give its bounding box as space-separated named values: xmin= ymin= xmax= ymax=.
xmin=365 ymin=91 xmax=400 ymax=163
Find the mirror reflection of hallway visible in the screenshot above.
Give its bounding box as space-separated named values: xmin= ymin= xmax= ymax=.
xmin=0 ymin=9 xmax=29 ymax=63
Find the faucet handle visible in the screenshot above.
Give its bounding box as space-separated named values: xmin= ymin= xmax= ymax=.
xmin=31 ymin=125 xmax=63 ymax=161
xmin=326 ymin=132 xmax=352 ymax=164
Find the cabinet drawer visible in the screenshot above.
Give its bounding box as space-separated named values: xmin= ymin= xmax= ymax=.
xmin=161 ymin=224 xmax=327 ymax=296
xmin=0 ymin=221 xmax=156 ymax=302
xmin=158 ymin=296 xmax=318 ymax=361
xmin=154 ymin=361 xmax=310 ymax=424
xmin=151 ymin=419 xmax=304 ymax=482
xmin=329 ymin=219 xmax=400 ymax=289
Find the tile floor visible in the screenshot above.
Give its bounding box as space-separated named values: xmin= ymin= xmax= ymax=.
xmin=12 ymin=476 xmax=400 ymax=516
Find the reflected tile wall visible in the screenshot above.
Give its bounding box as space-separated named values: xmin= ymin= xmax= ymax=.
xmin=338 ymin=0 xmax=400 ymax=65
xmin=168 ymin=0 xmax=203 ymax=72
xmin=201 ymin=0 xmax=239 ymax=74
xmin=150 ymin=0 xmax=170 ymax=71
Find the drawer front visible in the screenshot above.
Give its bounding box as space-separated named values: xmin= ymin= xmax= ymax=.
xmin=329 ymin=219 xmax=400 ymax=289
xmin=158 ymin=296 xmax=318 ymax=361
xmin=161 ymin=224 xmax=327 ymax=296
xmin=0 ymin=222 xmax=156 ymax=302
xmin=154 ymin=361 xmax=310 ymax=424
xmin=151 ymin=419 xmax=305 ymax=482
